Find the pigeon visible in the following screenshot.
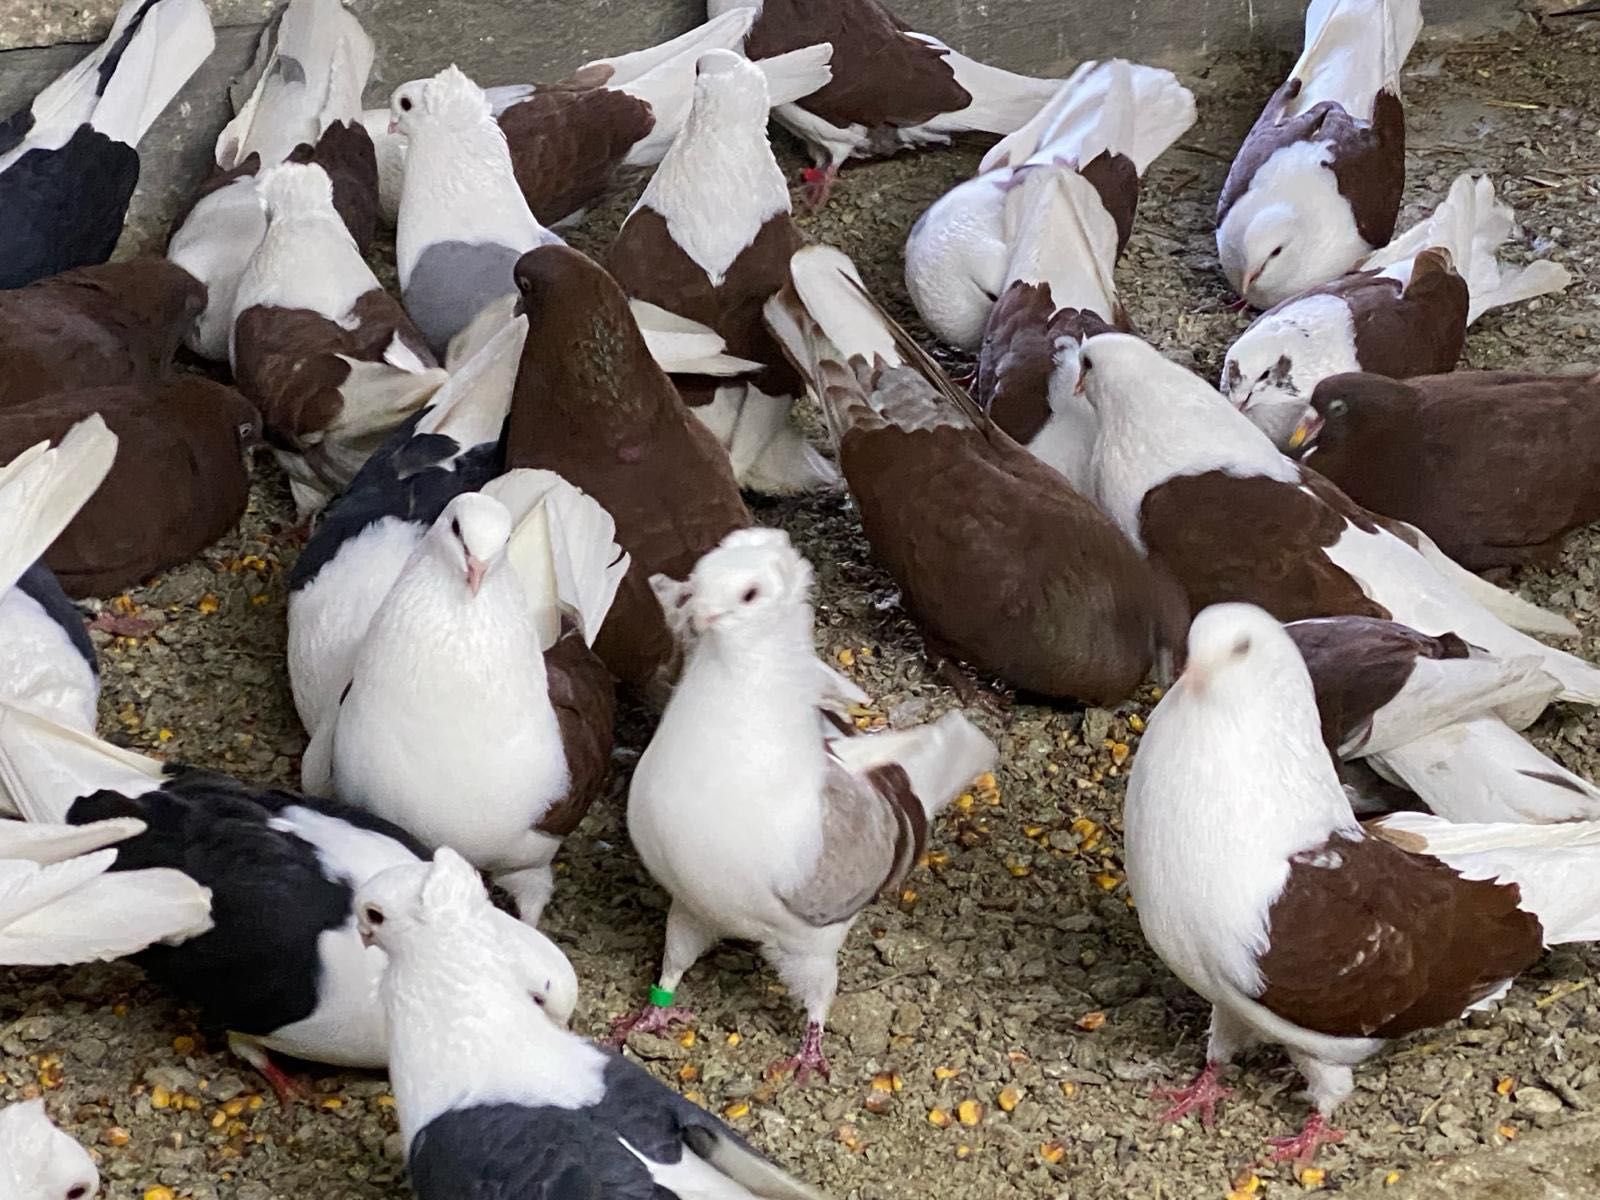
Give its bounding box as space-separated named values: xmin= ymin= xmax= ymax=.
xmin=766 ymin=244 xmax=1186 ymax=705
xmin=0 ymin=702 xmax=577 ymax=1101
xmin=1286 ymin=369 xmax=1600 ymax=570
xmin=1224 ymin=173 xmax=1573 ymax=446
xmin=618 ymin=527 xmax=996 ymax=1079
xmin=0 ymin=378 xmax=260 ymax=599
xmin=390 ymin=66 xmax=566 ymax=356
xmin=712 ymin=0 xmax=1063 ymax=205
xmin=905 ymin=58 xmax=1195 ymax=351
xmin=1125 ymin=602 xmax=1600 ymax=1163
xmin=1217 ymin=0 xmax=1422 ymax=308
xmin=229 ymin=161 xmax=446 ymax=517
xmin=1286 ymin=615 xmax=1600 ymax=824
xmin=607 ymin=49 xmax=837 ymax=496
xmin=355 ymin=846 xmax=830 ymax=1200
xmin=1077 ymin=331 xmax=1600 ymax=703
xmin=505 ymin=244 xmax=752 ymax=703
xmin=166 ymin=0 xmax=380 ymax=361
xmin=0 ymin=1098 xmax=100 ymax=1200
xmin=0 ymin=258 xmax=204 ymax=403
xmin=303 ymin=475 xmax=627 ymax=927
xmin=362 ymin=11 xmax=833 ymax=228
xmin=0 ymin=0 xmax=215 ymax=289
xmin=0 ymin=416 xmax=115 ymax=732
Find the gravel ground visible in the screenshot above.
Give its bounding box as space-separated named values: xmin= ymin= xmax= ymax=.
xmin=6 ymin=13 xmax=1600 ymax=1200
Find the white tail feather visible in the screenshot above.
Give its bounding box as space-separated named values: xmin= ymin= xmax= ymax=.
xmin=326 ymin=357 xmax=448 ymax=438
xmin=0 ymin=415 xmax=118 ymax=598
xmin=0 ymin=816 xmax=145 ymax=864
xmin=828 ymin=712 xmax=997 ymax=821
xmin=0 ymin=704 xmax=163 ymax=823
xmin=1352 ymin=651 xmax=1559 ymax=755
xmin=754 ymin=42 xmax=834 ymax=107
xmin=88 ymin=0 xmax=216 ymax=147
xmin=1291 ymin=0 xmax=1422 ymax=116
xmin=926 ymin=43 xmax=1063 ymax=136
xmin=1000 ymin=162 xmax=1120 ymax=316
xmin=776 ymin=244 xmax=901 ymax=367
xmin=631 ymin=300 xmax=763 ymax=376
xmin=592 ymin=8 xmax=755 ymax=85
xmin=1398 ymin=520 xmax=1579 ymax=639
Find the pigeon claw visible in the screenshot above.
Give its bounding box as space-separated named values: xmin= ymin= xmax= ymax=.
xmin=255 ymin=1056 xmax=312 ymax=1109
xmin=767 ymin=1022 xmax=831 ymax=1085
xmin=1265 ymin=1112 xmax=1345 ymax=1167
xmin=800 ymin=165 xmax=838 ymax=210
xmin=607 ymin=1004 xmax=695 ymax=1047
xmin=1151 ymin=1061 xmax=1234 ymax=1130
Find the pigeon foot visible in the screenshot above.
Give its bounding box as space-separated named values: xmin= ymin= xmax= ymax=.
xmin=767 ymin=1021 xmax=831 ymax=1085
xmin=608 ymin=1003 xmax=695 ymax=1047
xmin=1223 ymin=294 xmax=1252 ymax=313
xmin=1152 ymin=1061 xmax=1233 ymax=1129
xmin=1266 ymin=1112 xmax=1345 ymax=1167
xmin=801 ymin=166 xmax=838 ymax=210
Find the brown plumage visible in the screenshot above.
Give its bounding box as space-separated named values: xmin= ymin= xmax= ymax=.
xmin=1301 ymin=369 xmax=1600 ymax=569
xmin=499 ymin=78 xmax=657 ymax=227
xmin=503 ymin=244 xmax=751 ymax=700
xmin=1256 ymin=831 xmax=1542 ymax=1040
xmin=535 ymin=621 xmax=618 ymax=837
xmin=0 ymin=377 xmax=260 ymax=597
xmin=0 ymin=259 xmax=203 ymax=403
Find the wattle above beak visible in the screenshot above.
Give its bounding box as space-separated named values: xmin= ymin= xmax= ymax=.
xmin=465 ymin=554 xmax=487 ymax=596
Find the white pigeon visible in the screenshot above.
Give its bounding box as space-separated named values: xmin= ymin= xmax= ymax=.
xmin=1216 ymin=0 xmax=1423 ymax=308
xmin=905 ymin=58 xmax=1195 ymax=351
xmin=306 ymin=474 xmax=629 ymax=926
xmin=1126 ymin=602 xmax=1600 ymax=1164
xmin=1225 ymin=173 xmax=1573 ymax=447
xmin=229 ymin=161 xmax=446 ymax=516
xmin=619 ymin=527 xmax=995 ymax=1079
xmin=391 ymin=66 xmax=565 ymax=355
xmin=1077 ymin=331 xmax=1600 ymax=702
xmin=357 ymin=846 xmax=829 ymax=1200
xmin=0 ymin=1099 xmax=99 ymax=1200
xmin=0 ymin=416 xmax=117 ymax=739
xmin=167 ymin=0 xmax=376 ymax=360
xmin=608 ymin=49 xmax=839 ymax=496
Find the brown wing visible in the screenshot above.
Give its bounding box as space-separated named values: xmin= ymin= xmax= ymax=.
xmin=302 ymin=120 xmax=381 ymax=255
xmin=742 ymin=0 xmax=970 ymax=131
xmin=780 ymin=762 xmax=924 ymax=928
xmin=500 ymin=87 xmax=656 ymax=226
xmin=1077 ymin=151 xmax=1140 ymax=258
xmin=536 ymin=624 xmax=617 ymax=837
xmin=1342 ymin=250 xmax=1468 ymax=379
xmin=1139 ymin=471 xmax=1389 ymax=623
xmin=1256 ymin=832 xmax=1542 ymax=1039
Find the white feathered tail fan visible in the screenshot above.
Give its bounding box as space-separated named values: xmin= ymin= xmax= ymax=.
xmin=0 ymin=416 xmax=117 ymax=598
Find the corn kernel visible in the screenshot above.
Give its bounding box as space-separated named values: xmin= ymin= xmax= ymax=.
xmin=678 ymin=1065 xmax=699 ymax=1083
xmin=248 ymin=1096 xmax=264 ymax=1111
xmin=955 ymin=793 xmax=974 ymax=812
xmin=1039 ymin=1141 xmax=1065 ymax=1164
xmin=1110 ymin=743 xmax=1130 ymax=766
xmin=1060 ymin=1081 xmax=1078 ymax=1098
xmin=1229 ymin=1169 xmax=1260 ymax=1194
xmin=1128 ymin=714 xmax=1145 ymax=732
xmin=723 ymin=1101 xmax=750 ymax=1120
xmin=1094 ymin=872 xmax=1120 ymax=892
xmin=320 ymin=1097 xmax=343 ymax=1109
xmin=725 ymin=1033 xmax=741 ymax=1047
xmin=1499 ymin=1124 xmax=1518 ymax=1140
xmin=997 ymin=1086 xmax=1022 ymax=1112
xmin=102 ymin=1127 xmax=130 ymax=1147
xmin=974 ymin=772 xmax=996 ymax=791
xmin=375 ymin=1095 xmax=395 ymax=1108
xmin=926 ymin=851 xmax=950 ymax=868
xmin=197 ymin=595 xmax=220 ymax=614
xmin=934 ymin=1066 xmax=959 ymax=1081
xmin=684 ymin=1091 xmax=704 ymax=1105
xmin=836 ymin=648 xmax=855 ymax=667
xmin=113 ymin=1004 xmax=128 ymax=1018
xmin=1007 ymin=863 xmax=1031 ymax=878
xmin=927 ymin=1107 xmax=951 ymax=1128
xmin=1384 ymin=1171 xmax=1402 ymax=1186
xmin=1076 ymin=1011 xmax=1107 ymax=1032
xmin=172 ymin=1035 xmax=196 ymax=1055
xmin=870 ymin=1073 xmax=895 ymax=1093
xmin=1023 ymin=824 xmax=1045 ymax=838
xmin=144 ymin=1188 xmax=176 ymax=1200
xmin=678 ymin=1030 xmax=696 ymax=1049
xmin=1496 ymin=1076 xmax=1516 ymax=1096
xmin=954 ymin=1144 xmax=973 ymax=1160
xmin=211 ymin=1111 xmax=227 ymax=1129
xmin=150 ymin=1086 xmax=172 ymax=1110
xmin=957 ymin=1099 xmax=982 ymax=1126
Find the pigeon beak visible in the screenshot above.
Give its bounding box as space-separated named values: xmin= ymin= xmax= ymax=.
xmin=513 ymin=294 xmax=526 ymax=317
xmin=387 ymin=118 xmax=400 ymax=135
xmin=1243 ymin=264 xmax=1265 ymax=295
xmin=358 ymin=925 xmax=376 ymax=949
xmin=690 ymin=609 xmax=720 ymax=635
xmin=1073 ymin=370 xmax=1087 ymax=397
xmin=465 ymin=554 xmax=487 ymax=596
xmin=1287 ymin=409 xmax=1323 ymax=454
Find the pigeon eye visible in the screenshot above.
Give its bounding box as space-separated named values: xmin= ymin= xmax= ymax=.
xmin=68 ymin=1188 xmax=88 ymax=1200
xmin=1080 ymin=356 xmax=1093 ymax=371
xmin=1231 ymin=636 xmax=1251 ymax=658
xmin=533 ymin=994 xmax=546 ymax=1007
xmin=450 ymin=518 xmax=461 ymax=538
xmin=1327 ymin=399 xmax=1348 ymax=418
xmin=741 ymin=586 xmax=760 ymax=604
xmin=1269 ymin=246 xmax=1283 ymax=259
xmin=363 ymin=905 xmax=385 ymax=926
xmin=399 ymin=96 xmax=413 ymax=112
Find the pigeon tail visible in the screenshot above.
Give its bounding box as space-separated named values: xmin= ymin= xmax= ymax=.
xmin=0 ymin=416 xmax=118 ymax=598
xmin=754 ymin=42 xmax=834 ymax=108
xmin=830 ymin=712 xmax=997 ymax=824
xmin=923 ymin=41 xmax=1063 ymax=136
xmin=631 ymin=300 xmax=764 ymax=377
xmin=999 ymin=160 xmax=1120 ymax=317
xmin=1352 ymin=650 xmax=1560 ymax=755
xmin=596 ymin=7 xmax=755 ymax=87
xmin=1291 ymin=0 xmax=1422 ymax=116
xmin=82 ymin=0 xmax=216 ymax=148
xmin=1395 ymin=520 xmax=1579 ymax=640
xmin=479 ymin=469 xmax=630 ymax=649
xmin=0 ymin=703 xmax=163 ymax=823
xmin=215 ymin=0 xmax=374 ymax=169
xmin=1373 ymin=810 xmax=1600 ymax=945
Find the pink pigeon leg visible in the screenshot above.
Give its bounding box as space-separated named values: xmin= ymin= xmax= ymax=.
xmin=1151 ymin=1061 xmax=1234 ymax=1129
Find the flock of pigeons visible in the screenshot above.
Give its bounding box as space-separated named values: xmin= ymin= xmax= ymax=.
xmin=2 ymin=0 xmax=1600 ymax=1193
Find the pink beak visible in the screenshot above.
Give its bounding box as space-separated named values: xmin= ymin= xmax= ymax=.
xmin=1243 ymin=264 xmax=1265 ymax=294
xmin=465 ymin=554 xmax=487 ymax=596
xmin=387 ymin=118 xmax=400 ymax=135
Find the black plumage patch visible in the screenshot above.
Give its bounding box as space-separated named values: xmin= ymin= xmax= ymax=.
xmin=15 ymin=560 xmax=96 ymax=671
xmin=0 ymin=128 xmax=140 ymax=289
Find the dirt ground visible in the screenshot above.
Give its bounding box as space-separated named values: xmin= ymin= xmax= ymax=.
xmin=5 ymin=11 xmax=1600 ymax=1200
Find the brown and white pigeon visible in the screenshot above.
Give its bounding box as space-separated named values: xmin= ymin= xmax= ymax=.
xmin=1077 ymin=331 xmax=1600 ymax=703
xmin=504 ymin=244 xmax=752 ymax=703
xmin=713 ymin=0 xmax=1064 ymax=204
xmin=166 ymin=0 xmax=379 ymax=361
xmin=607 ymin=49 xmax=836 ymax=496
xmin=363 ymin=11 xmax=833 ymax=228
xmin=1217 ymin=0 xmax=1421 ymax=308
xmin=1224 ymin=174 xmax=1571 ymax=446
xmin=766 ymin=244 xmax=1185 ymax=706
xmin=1126 ymin=602 xmax=1600 ymax=1164
xmin=1289 ymin=368 xmax=1600 ymax=570
xmin=229 ymin=162 xmax=446 ymax=517
xmin=618 ymin=528 xmax=995 ymax=1081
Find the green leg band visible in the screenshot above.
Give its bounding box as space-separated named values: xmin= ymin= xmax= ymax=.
xmin=649 ymin=985 xmax=676 ymax=1008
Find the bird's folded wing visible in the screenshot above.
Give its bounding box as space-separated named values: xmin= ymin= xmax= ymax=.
xmin=0 ymin=704 xmax=163 ymax=823
xmin=0 ymin=855 xmax=212 ymax=965
xmin=778 ymin=760 xmax=910 ymax=929
xmin=0 ymin=816 xmax=144 ymax=865
xmin=630 ymin=300 xmax=762 ymax=377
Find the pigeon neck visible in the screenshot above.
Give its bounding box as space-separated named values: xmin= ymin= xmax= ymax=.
xmin=680 ymin=609 xmax=823 ymax=713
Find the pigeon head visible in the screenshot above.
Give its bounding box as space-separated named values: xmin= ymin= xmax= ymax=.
xmin=255 ymin=161 xmax=338 ymax=223
xmin=670 ymin=527 xmax=813 ymax=638
xmin=391 ymin=65 xmax=492 ymax=137
xmin=1228 ymin=196 xmax=1363 ymax=309
xmin=1292 ymin=372 xmax=1412 ymax=459
xmin=429 ymin=493 xmax=512 ymax=598
xmin=1220 ymin=317 xmax=1317 ymax=450
xmin=1075 ymin=332 xmax=1202 ymax=414
xmin=0 ymin=1100 xmax=98 ymax=1200
xmin=691 ymin=49 xmax=770 ymax=119
xmin=1179 ymin=603 xmax=1304 ymax=700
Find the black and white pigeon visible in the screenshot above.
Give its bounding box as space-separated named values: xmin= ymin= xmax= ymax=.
xmin=0 ymin=702 xmax=577 ymax=1102
xmin=228 ymin=161 xmax=446 ymax=517
xmin=1224 ymin=173 xmax=1572 ymax=447
xmin=0 ymin=416 xmax=115 ymax=738
xmin=1125 ymin=602 xmax=1600 ymax=1164
xmin=166 ymin=0 xmax=378 ymax=361
xmin=1286 ymin=615 xmax=1600 ymax=823
xmin=711 ymin=0 xmax=1064 ymax=205
xmin=1216 ymin=0 xmax=1421 ymax=308
xmin=1077 ymin=331 xmax=1600 ymax=703
xmin=0 ymin=0 xmax=215 ymax=289
xmin=303 ymin=473 xmax=627 ymax=926
xmin=356 ymin=846 xmax=830 ymax=1200
xmin=607 ymin=50 xmax=837 ymax=496
xmin=618 ymin=527 xmax=995 ymax=1080
xmin=0 ymin=1098 xmax=100 ymax=1200
xmin=905 ymin=58 xmax=1195 ymax=352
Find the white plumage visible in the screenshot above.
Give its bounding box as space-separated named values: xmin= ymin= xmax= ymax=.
xmin=0 ymin=1099 xmax=99 ymax=1200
